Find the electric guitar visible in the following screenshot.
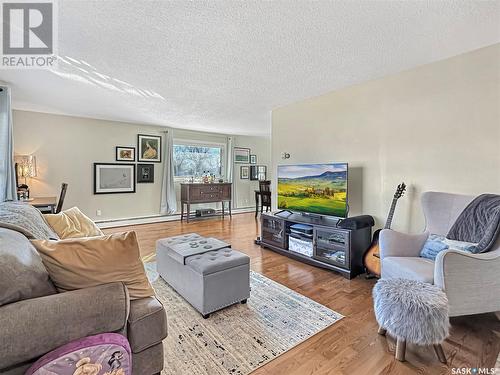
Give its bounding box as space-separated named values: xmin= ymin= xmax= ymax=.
xmin=363 ymin=183 xmax=406 ymax=277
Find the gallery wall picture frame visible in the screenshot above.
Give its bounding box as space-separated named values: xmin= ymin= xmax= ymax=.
xmin=240 ymin=165 xmax=249 ymax=179
xmin=115 ymin=146 xmax=136 ymax=162
xmin=137 ymin=163 xmax=154 ymax=183
xmin=250 ymin=154 xmax=257 ymax=164
xmin=234 ymin=147 xmax=250 ymax=164
xmin=94 ymin=163 xmax=136 ymax=194
xmin=138 ymin=134 xmax=162 ymax=163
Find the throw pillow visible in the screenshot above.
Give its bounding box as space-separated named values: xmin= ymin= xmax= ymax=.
xmin=45 ymin=207 xmax=103 ymax=239
xmin=420 ymin=234 xmax=477 ymax=261
xmin=31 ymin=231 xmax=154 ymax=300
xmin=0 ymin=201 xmax=58 ymax=240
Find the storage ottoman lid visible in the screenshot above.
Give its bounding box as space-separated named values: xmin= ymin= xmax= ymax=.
xmin=185 ymin=248 xmax=250 ymax=275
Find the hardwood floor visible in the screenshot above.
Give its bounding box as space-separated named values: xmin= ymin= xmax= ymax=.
xmin=103 ymin=213 xmax=500 ymax=375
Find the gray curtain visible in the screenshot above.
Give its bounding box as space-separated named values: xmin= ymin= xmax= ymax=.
xmin=160 ymin=128 xmax=177 ymax=215
xmin=0 ymin=86 xmax=17 ymax=202
xmin=225 ymin=136 xmax=233 ymax=183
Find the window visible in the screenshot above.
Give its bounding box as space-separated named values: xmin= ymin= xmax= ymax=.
xmin=173 ymin=141 xmax=224 ymax=178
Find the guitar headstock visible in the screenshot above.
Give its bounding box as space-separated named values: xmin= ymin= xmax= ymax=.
xmin=394 ymin=182 xmax=406 ymax=199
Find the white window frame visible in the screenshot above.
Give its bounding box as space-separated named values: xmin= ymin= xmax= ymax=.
xmin=172 ymin=138 xmax=226 ymax=181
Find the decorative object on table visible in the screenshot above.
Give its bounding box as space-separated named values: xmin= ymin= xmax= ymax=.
xmin=250 ymin=154 xmax=257 ymax=164
xmin=233 ymin=147 xmax=250 ymax=163
xmin=137 ymin=163 xmax=154 ymax=183
xmin=15 ymin=154 xmax=37 ymax=200
xmin=138 ymin=134 xmax=162 ymax=162
xmin=240 ymin=166 xmax=249 ymax=179
xmin=115 ymin=146 xmax=135 ymax=161
xmin=94 ymin=163 xmax=135 ymax=194
xmin=363 ymin=182 xmax=406 ymax=277
xmin=25 ymin=333 xmax=132 ymax=375
xmin=148 ymin=261 xmax=343 ymax=375
xmin=373 ymin=278 xmax=449 ymax=364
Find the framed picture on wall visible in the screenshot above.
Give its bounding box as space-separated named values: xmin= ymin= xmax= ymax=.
xmin=250 ymin=154 xmax=257 ymax=164
xmin=258 ymin=165 xmax=267 ymax=181
xmin=137 ymin=164 xmax=154 ymax=183
xmin=115 ymin=146 xmax=135 ymax=162
xmin=138 ymin=134 xmax=162 ymax=163
xmin=234 ymin=147 xmax=250 ymax=164
xmin=94 ymin=163 xmax=136 ymax=194
xmin=240 ymin=166 xmax=249 ymax=179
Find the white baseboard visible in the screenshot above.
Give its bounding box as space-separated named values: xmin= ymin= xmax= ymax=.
xmin=96 ymin=207 xmax=256 ymax=229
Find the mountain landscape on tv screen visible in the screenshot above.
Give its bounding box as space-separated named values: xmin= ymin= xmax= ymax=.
xmin=278 ymin=164 xmax=347 ymax=217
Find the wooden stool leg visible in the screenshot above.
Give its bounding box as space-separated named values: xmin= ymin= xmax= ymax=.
xmin=378 ymin=326 xmax=386 ymax=336
xmin=433 ymin=344 xmax=447 ymax=364
xmin=395 ymin=338 xmax=406 ymax=361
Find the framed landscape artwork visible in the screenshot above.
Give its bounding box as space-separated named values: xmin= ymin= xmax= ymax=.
xmin=234 ymin=147 xmax=250 ymax=164
xmin=94 ymin=163 xmax=136 ymax=194
xmin=240 ymin=166 xmax=249 ymax=179
xmin=116 ymin=146 xmax=135 ymax=161
xmin=137 ymin=163 xmax=154 ymax=183
xmin=138 ymin=134 xmax=162 ymax=162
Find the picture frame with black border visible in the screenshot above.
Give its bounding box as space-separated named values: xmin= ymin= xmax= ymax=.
xmin=115 ymin=146 xmax=136 ymax=162
xmin=138 ymin=134 xmax=162 ymax=163
xmin=250 ymin=154 xmax=257 ymax=164
xmin=240 ymin=165 xmax=250 ymax=179
xmin=94 ymin=163 xmax=136 ymax=194
xmin=137 ymin=163 xmax=154 ymax=183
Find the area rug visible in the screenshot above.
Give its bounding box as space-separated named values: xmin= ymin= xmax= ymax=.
xmin=145 ymin=262 xmax=343 ymax=375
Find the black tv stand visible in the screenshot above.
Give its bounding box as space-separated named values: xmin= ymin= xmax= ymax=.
xmin=260 ymin=212 xmax=371 ymax=279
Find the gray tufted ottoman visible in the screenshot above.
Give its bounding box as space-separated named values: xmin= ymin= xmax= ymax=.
xmin=373 ymin=278 xmax=449 ymax=363
xmin=156 ymin=234 xmax=250 ymax=318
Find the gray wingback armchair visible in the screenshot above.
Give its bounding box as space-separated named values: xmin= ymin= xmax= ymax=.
xmin=379 ymin=191 xmax=500 ymax=317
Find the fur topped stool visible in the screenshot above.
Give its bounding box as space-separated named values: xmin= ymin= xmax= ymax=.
xmin=373 ymin=278 xmax=449 ymax=363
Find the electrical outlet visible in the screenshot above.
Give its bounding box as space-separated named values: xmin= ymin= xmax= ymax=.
xmin=96 ymin=210 xmax=102 ymax=216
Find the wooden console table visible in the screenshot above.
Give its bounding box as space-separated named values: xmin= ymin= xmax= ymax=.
xmin=180 ymin=183 xmax=232 ymax=222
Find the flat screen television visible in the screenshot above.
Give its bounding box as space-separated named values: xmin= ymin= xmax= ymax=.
xmin=277 ymin=163 xmax=348 ymax=218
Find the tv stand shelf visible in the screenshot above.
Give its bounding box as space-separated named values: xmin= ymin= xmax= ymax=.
xmin=260 ymin=212 xmax=371 ymax=279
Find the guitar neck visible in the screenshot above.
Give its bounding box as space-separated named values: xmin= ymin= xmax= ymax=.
xmin=384 ymin=198 xmax=398 ymax=229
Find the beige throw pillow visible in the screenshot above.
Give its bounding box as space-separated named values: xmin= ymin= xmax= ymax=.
xmin=45 ymin=207 xmax=103 ymax=239
xmin=32 ymin=231 xmax=154 ymax=300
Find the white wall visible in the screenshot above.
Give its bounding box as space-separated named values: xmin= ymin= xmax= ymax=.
xmin=272 ymin=44 xmax=500 ymax=233
xmin=13 ymin=110 xmax=270 ymax=221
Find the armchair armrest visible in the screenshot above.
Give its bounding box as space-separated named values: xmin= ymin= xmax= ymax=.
xmin=0 ymin=282 xmax=129 ymax=370
xmin=379 ymin=229 xmax=429 ymax=259
xmin=434 ymin=248 xmax=500 ymax=316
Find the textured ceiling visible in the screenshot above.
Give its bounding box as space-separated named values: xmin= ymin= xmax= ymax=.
xmin=1 ymin=1 xmax=500 ymax=136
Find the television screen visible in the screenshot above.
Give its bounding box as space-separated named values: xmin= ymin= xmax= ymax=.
xmin=277 ymin=163 xmax=348 ymax=218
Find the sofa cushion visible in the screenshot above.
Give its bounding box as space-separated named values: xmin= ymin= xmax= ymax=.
xmin=44 ymin=207 xmax=103 ymax=239
xmin=185 ymin=248 xmax=249 ymax=275
xmin=0 ymin=201 xmax=58 ymax=240
xmin=32 ymin=231 xmax=154 ymax=299
xmin=0 ymin=228 xmax=56 ymax=306
xmin=382 ymin=256 xmax=435 ymax=284
xmin=127 ymin=297 xmax=167 ymax=353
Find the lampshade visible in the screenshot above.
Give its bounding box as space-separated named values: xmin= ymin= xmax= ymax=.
xmin=15 ymin=155 xmax=37 ymax=178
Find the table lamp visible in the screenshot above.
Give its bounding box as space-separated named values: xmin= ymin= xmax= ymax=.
xmin=15 ymin=155 xmax=37 ymax=200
